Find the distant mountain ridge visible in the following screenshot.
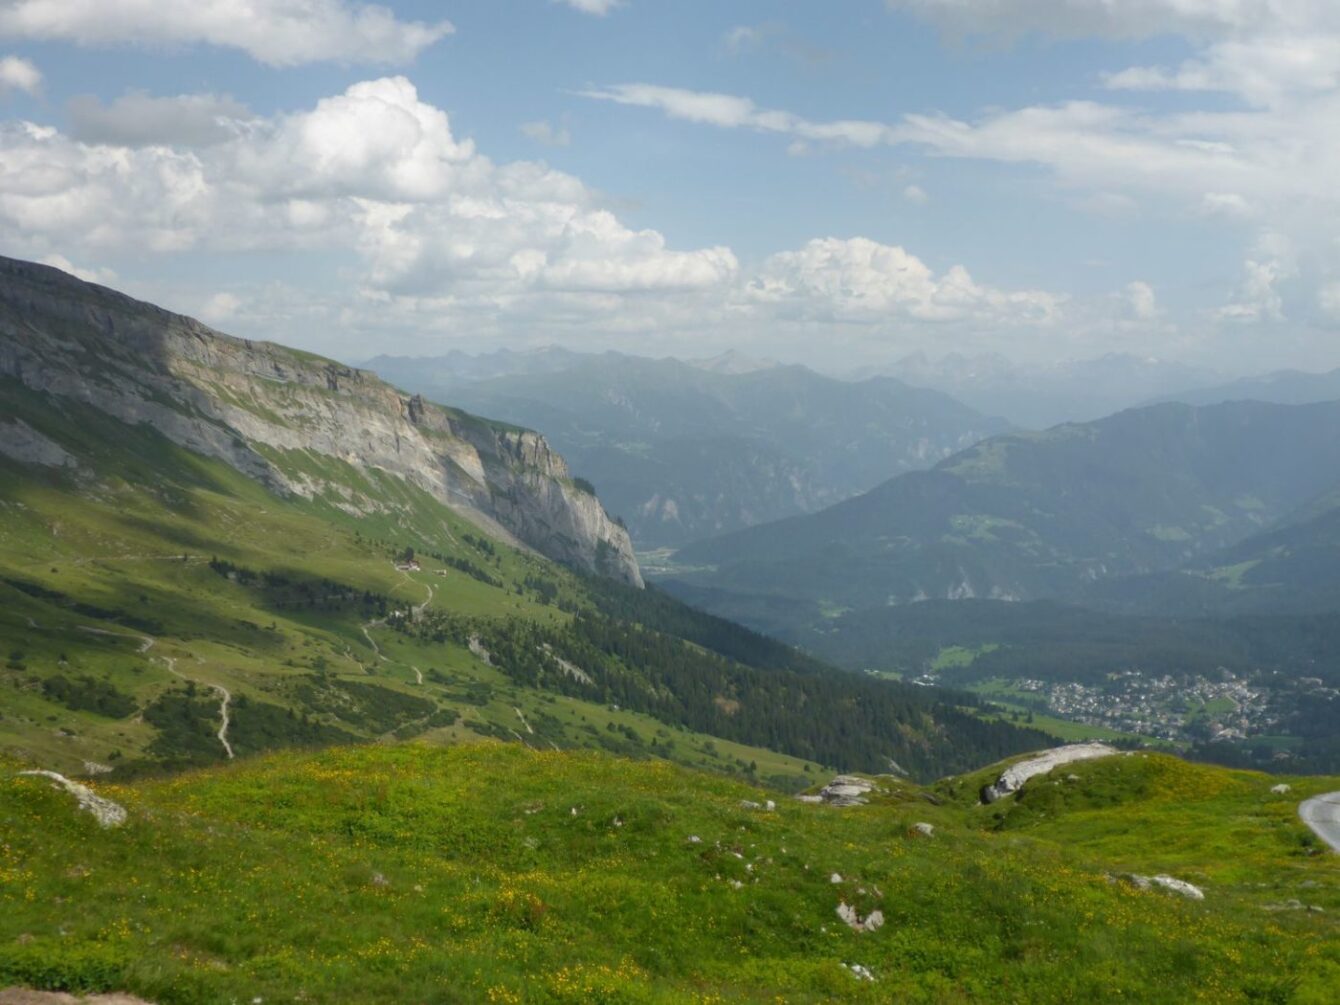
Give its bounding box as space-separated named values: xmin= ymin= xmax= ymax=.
xmin=368 ymin=350 xmax=1009 ymax=548
xmin=1150 ymin=366 xmax=1340 ymax=409
xmin=667 ymin=399 xmax=1340 ymax=629
xmin=881 ymin=351 xmax=1221 ymax=428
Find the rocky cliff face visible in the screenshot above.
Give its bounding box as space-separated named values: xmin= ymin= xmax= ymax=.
xmin=0 ymin=256 xmax=642 ymax=586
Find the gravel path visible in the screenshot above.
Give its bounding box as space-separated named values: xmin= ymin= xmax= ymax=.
xmin=1300 ymin=791 xmax=1340 ymax=852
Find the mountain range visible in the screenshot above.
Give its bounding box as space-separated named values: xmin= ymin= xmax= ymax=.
xmin=667 ymin=399 xmax=1340 ymax=620
xmin=368 ymin=350 xmax=1008 ymax=549
xmin=878 ymin=351 xmax=1221 ymax=428
xmin=0 ymin=256 xmax=1045 ymax=782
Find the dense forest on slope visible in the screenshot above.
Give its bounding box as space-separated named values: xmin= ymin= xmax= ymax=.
xmin=393 ymin=603 xmax=1053 ymax=780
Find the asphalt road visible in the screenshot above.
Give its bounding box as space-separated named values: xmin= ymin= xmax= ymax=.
xmin=1299 ymin=792 xmax=1340 ymax=852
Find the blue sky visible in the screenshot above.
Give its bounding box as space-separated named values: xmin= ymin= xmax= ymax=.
xmin=0 ymin=0 xmax=1336 ymax=375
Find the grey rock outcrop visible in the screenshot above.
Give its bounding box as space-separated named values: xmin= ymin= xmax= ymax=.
xmin=811 ymin=775 xmax=876 ymax=807
xmin=0 ymin=256 xmax=640 ymax=585
xmin=980 ymin=743 xmax=1117 ymax=803
xmin=1115 ymin=872 xmax=1205 ymax=900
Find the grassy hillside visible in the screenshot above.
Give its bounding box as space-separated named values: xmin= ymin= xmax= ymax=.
xmin=0 ymin=744 xmax=1334 ymax=1003
xmin=0 ymin=372 xmax=1051 ymax=785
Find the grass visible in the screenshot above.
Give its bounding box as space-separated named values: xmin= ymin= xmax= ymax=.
xmin=0 ymin=407 xmax=820 ymax=788
xmin=0 ymin=744 xmax=1334 ymax=1003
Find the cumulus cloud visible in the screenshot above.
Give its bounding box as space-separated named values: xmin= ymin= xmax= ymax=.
xmin=67 ymin=91 xmax=250 ymax=147
xmin=0 ymin=54 xmax=39 ymax=96
xmin=0 ymin=1 xmax=452 ymax=66
xmin=0 ymin=77 xmax=738 ymax=305
xmin=0 ymin=75 xmax=1071 ymax=356
xmin=747 ymin=237 xmax=1064 ymax=325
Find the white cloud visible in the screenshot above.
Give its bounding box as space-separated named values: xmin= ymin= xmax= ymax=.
xmin=38 ymin=252 xmax=114 ymax=284
xmin=0 ymin=77 xmax=738 ymax=305
xmin=580 ymin=83 xmax=896 ymax=148
xmin=886 ymin=1 xmax=1340 ymax=42
xmin=556 ymin=0 xmax=623 ymax=15
xmin=67 ymin=91 xmax=250 ymax=147
xmin=722 ymin=25 xmax=766 ymax=53
xmin=1319 ymin=280 xmax=1340 ymax=321
xmin=520 ymin=119 xmax=571 ymax=147
xmin=890 ymin=1 xmax=1340 ymax=107
xmin=0 ymin=54 xmax=40 ymax=96
xmin=1124 ymin=281 xmax=1158 ymax=321
xmin=747 ymin=237 xmax=1064 ymax=325
xmin=0 ymin=1 xmax=452 ymax=66
xmin=1213 ymin=234 xmax=1296 ymax=322
xmin=0 ymin=75 xmax=1077 ymax=358
xmin=902 ymin=183 xmax=928 ymax=205
xmin=200 ymin=291 xmax=241 ymax=322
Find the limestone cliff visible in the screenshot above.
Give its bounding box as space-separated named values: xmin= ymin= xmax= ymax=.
xmin=0 ymin=256 xmax=642 ymax=586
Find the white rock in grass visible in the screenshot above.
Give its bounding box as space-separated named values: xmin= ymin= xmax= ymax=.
xmin=1152 ymin=875 xmax=1205 ymax=900
xmin=837 ymin=902 xmax=885 ymax=932
xmin=912 ymin=822 xmax=935 ymax=837
xmin=1270 ymin=783 xmax=1291 ymax=794
xmin=981 ymin=744 xmax=1118 ymax=803
xmin=845 ymin=963 xmax=876 ymax=981
xmin=18 ymin=770 xmax=126 ymax=828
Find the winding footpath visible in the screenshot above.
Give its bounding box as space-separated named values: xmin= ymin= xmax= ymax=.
xmin=1300 ymin=791 xmax=1340 ymax=853
xmin=161 ymin=655 xmax=234 ymax=760
xmin=77 ymin=625 xmax=155 ymax=653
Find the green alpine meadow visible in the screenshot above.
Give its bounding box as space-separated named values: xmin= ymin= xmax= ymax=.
xmin=3 ymin=5 xmax=1340 ymax=997
xmin=2 ymin=745 xmax=1337 ymax=1003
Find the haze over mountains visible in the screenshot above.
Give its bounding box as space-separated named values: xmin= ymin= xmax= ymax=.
xmin=876 ymin=352 xmax=1222 ymax=428
xmin=667 ymin=399 xmax=1340 ymax=621
xmin=369 ymin=349 xmax=1008 ymax=548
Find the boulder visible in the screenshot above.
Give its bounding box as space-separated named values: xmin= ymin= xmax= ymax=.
xmin=980 ymin=744 xmax=1118 ymax=803
xmin=815 ymin=775 xmax=876 ymax=807
xmin=836 ymin=902 xmax=885 ymax=932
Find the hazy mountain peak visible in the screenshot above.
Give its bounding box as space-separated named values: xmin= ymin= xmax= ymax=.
xmin=684 ymin=349 xmax=782 ymax=375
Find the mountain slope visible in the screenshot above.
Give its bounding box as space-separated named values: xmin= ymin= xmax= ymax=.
xmin=0 ymin=256 xmax=1049 ymax=783
xmin=1092 ymin=495 xmax=1340 ymax=616
xmin=669 ymin=400 xmax=1340 ymax=619
xmin=1 ymin=744 xmax=1334 ymax=1003
xmin=0 ymin=256 xmax=641 ymax=586
xmin=369 ymin=351 xmax=1007 ymax=548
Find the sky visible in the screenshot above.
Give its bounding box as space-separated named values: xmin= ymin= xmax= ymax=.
xmin=0 ymin=0 xmax=1337 ymax=376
